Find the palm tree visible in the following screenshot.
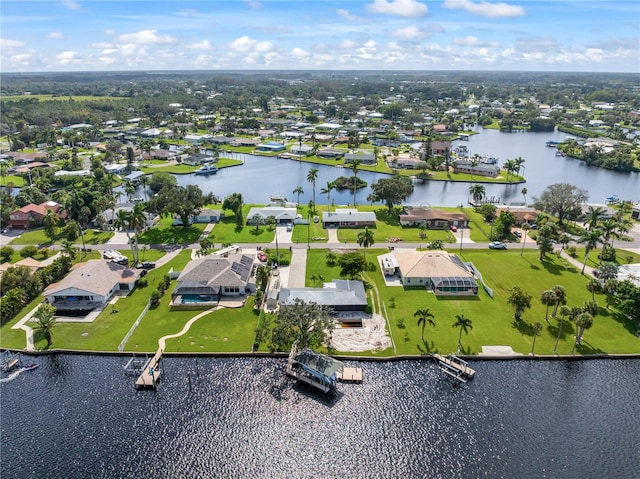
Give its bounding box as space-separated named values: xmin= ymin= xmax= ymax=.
xmin=414 ymin=308 xmax=435 ymax=346
xmin=513 ymin=156 xmax=526 ymax=178
xmin=319 ymin=181 xmax=335 ymax=213
xmin=585 ymin=278 xmax=602 ymax=301
xmin=531 ymin=321 xmax=543 ymax=355
xmin=521 ymin=187 xmax=528 ymax=204
xmin=553 ymin=305 xmax=571 ymax=354
xmin=33 ymin=303 xmax=57 ymax=348
xmin=584 ymin=206 xmax=606 ymax=231
xmin=293 ymin=186 xmax=304 ymax=206
xmin=114 ymin=209 xmax=132 ymax=245
xmin=550 ymin=285 xmax=567 ymax=317
xmin=350 ymin=159 xmax=361 ymax=206
xmin=469 ymin=183 xmax=485 ymax=204
xmin=571 ymin=312 xmax=594 ymax=354
xmin=503 ymin=159 xmax=517 ymax=182
xmin=356 ymin=226 xmax=375 ymax=262
xmin=507 ymin=285 xmax=532 ymax=321
xmin=452 ymin=314 xmax=473 ymax=353
xmin=128 ymin=203 xmax=147 ymax=264
xmin=540 ymin=289 xmax=557 ymax=323
xmin=520 ymin=223 xmax=531 ymax=256
xmin=307 ymin=168 xmax=319 ymax=212
xmin=61 ymin=239 xmax=76 ymax=259
xmin=139 ymin=174 xmax=150 ymax=200
xmin=579 ymin=229 xmax=601 ymax=275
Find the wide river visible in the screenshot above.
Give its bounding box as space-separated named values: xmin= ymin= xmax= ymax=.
xmin=173 ymin=129 xmax=640 ymax=207
xmin=2 ymin=355 xmax=639 ymax=478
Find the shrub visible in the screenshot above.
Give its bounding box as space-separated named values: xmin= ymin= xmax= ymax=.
xmin=137 ymin=277 xmax=148 ymax=288
xmin=397 ymin=317 xmax=405 ymax=329
xmin=39 ymin=248 xmax=50 ymax=259
xmin=599 ymin=245 xmax=616 ymax=262
xmin=0 ymin=246 xmax=14 ymax=262
xmin=566 ymin=245 xmax=577 ymax=257
xmin=20 ymin=245 xmax=38 ymax=258
xmin=150 ymin=290 xmax=163 ymax=306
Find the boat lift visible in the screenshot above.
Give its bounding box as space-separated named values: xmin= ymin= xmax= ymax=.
xmin=432 ymin=353 xmax=476 ymax=383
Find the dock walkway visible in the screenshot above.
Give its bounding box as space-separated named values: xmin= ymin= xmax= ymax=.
xmin=135 ymin=348 xmax=163 ymax=389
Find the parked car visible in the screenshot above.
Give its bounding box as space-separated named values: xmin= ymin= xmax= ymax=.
xmin=450 ymin=225 xmax=458 ymax=232
xmin=489 ymin=241 xmax=507 ymax=249
xmin=513 ymin=230 xmax=522 ymax=238
xmin=257 ymin=251 xmax=267 ymax=262
xmin=112 ymin=255 xmax=129 ymax=265
xmin=313 ymin=216 xmax=319 ymax=223
xmin=286 ymin=223 xmax=293 ymax=232
xmin=136 ymin=261 xmax=155 ymax=270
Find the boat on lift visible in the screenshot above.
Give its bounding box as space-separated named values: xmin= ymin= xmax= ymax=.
xmin=194 ymin=163 xmax=218 ymax=175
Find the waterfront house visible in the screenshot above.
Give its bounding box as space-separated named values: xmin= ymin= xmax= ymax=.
xmin=344 ymin=151 xmax=376 ymax=165
xmin=316 ymin=148 xmax=345 ymax=159
xmin=399 ymin=207 xmax=468 ymax=229
xmin=193 ymin=209 xmax=223 ymax=224
xmin=246 ymin=206 xmax=297 ymax=225
xmin=44 ymin=260 xmax=141 ymax=312
xmin=289 ymin=144 xmax=314 ymax=156
xmin=495 ymin=207 xmax=541 ymax=226
xmin=431 ymin=141 xmax=451 ymax=156
xmin=453 ymin=160 xmax=500 ymax=177
xmin=278 ymin=279 xmax=368 ymax=312
xmin=392 ymin=250 xmax=478 ymax=296
xmin=171 ymin=254 xmax=256 ymax=306
xmin=322 ymin=209 xmax=376 ymax=228
xmin=9 ymin=201 xmax=66 ymax=230
xmin=256 ymin=141 xmax=286 ymax=153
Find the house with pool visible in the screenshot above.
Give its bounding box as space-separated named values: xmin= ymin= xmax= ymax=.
xmin=170 ymin=254 xmax=256 ymax=308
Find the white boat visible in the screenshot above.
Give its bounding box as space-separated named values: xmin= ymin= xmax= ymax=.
xmin=194 ymin=163 xmax=218 ymax=175
xmin=269 ymin=194 xmax=287 ymax=202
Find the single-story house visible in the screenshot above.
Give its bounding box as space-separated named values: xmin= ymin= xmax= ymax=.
xmin=9 ymin=201 xmax=67 ymax=230
xmin=495 ymin=207 xmax=541 ymax=226
xmin=231 ymin=138 xmax=260 ymax=147
xmin=171 ymin=254 xmax=255 ymax=306
xmin=123 ymin=171 xmax=146 ymax=184
xmin=399 ymin=208 xmax=468 ymax=228
xmin=184 ymin=153 xmax=217 ymax=166
xmin=0 ymin=257 xmax=42 ymax=276
xmin=246 ymin=206 xmax=297 ymax=225
xmin=631 ymin=205 xmax=640 ymax=221
xmin=372 ymin=139 xmax=401 ymax=147
xmin=277 ymin=279 xmax=368 ymax=312
xmin=322 ymin=209 xmax=376 ymax=228
xmin=317 ymin=148 xmax=345 ymax=159
xmin=453 ymin=161 xmax=500 ymax=177
xmin=105 ymin=163 xmax=128 ymax=175
xmin=389 ymin=154 xmax=421 ymax=169
xmin=256 ymin=141 xmax=286 ymax=153
xmin=44 ymin=260 xmax=141 ymax=312
xmin=393 ymin=250 xmax=478 ymax=296
xmin=344 ymin=151 xmax=376 ymax=165
xmin=289 ymin=145 xmax=314 ymax=156
xmin=193 ymin=209 xmax=223 ymax=223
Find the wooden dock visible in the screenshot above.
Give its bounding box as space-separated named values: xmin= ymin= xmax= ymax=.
xmin=337 ymin=367 xmax=363 ymax=383
xmin=432 ymin=354 xmax=475 ymax=382
xmin=135 ymin=348 xmax=163 ymax=389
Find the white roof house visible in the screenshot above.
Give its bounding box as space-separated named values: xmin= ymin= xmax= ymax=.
xmin=246 ymin=206 xmax=297 ymax=225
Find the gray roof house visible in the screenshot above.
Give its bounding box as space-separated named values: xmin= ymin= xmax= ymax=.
xmin=279 ymin=280 xmax=368 ymax=312
xmin=246 ymin=206 xmax=297 ymax=225
xmin=171 ymin=254 xmax=256 ymax=307
xmin=322 ymin=209 xmax=376 ymax=228
xmin=44 ymin=260 xmax=141 ymax=312
xmin=344 ymin=151 xmax=376 ymax=165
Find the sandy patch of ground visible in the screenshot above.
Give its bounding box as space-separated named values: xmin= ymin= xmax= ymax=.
xmin=331 ymin=313 xmax=392 ymax=353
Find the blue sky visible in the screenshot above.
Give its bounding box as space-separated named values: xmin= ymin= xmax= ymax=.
xmin=1 ymin=1 xmax=638 ymax=72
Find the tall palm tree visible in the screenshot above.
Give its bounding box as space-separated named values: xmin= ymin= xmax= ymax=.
xmin=61 ymin=239 xmax=76 ymax=259
xmin=292 ymin=186 xmax=304 ymax=206
xmin=551 ymin=285 xmax=567 ymax=317
xmin=320 ymin=181 xmax=335 ymax=213
xmin=469 ymin=183 xmax=485 ymax=204
xmin=503 ymin=159 xmax=517 ymax=182
xmin=531 ymin=321 xmax=543 ymax=355
xmin=350 ymin=159 xmax=361 ymax=206
xmin=553 ymin=305 xmax=571 ymax=354
xmin=540 ymin=289 xmax=557 ymax=322
xmin=507 ymin=285 xmax=532 ymax=321
xmin=139 ymin=174 xmax=150 ymax=201
xmin=114 ymin=209 xmax=132 ymax=245
xmin=584 ymin=206 xmax=606 ymax=231
xmin=414 ymin=308 xmax=435 ymax=346
xmin=33 ymin=303 xmax=57 ymax=348
xmin=128 ymin=203 xmax=147 ymax=264
xmin=452 ymin=314 xmax=473 ymax=353
xmin=571 ymin=312 xmax=594 ymax=354
xmin=513 ymin=156 xmax=526 ymax=178
xmin=521 ymin=187 xmax=528 ymax=204
xmin=579 ymin=229 xmax=601 ymax=274
xmin=520 ymin=223 xmax=531 ymax=256
xmin=585 ymin=278 xmax=601 ymax=301
xmin=307 ymin=168 xmax=319 ymax=212
xmin=356 ymin=226 xmax=375 ymax=262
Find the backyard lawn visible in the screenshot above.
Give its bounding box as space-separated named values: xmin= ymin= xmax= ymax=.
xmin=207 ymin=205 xmax=275 ymax=244
xmin=9 ymin=228 xmax=114 ymax=246
xmin=139 ymin=221 xmax=205 ymax=245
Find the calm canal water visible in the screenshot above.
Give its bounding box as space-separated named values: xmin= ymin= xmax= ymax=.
xmin=2 ymin=355 xmax=639 ymax=478
xmin=171 ymin=129 xmax=639 ymax=207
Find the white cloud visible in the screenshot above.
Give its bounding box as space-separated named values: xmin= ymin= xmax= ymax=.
xmin=104 ymin=29 xmax=115 ymax=35
xmin=228 ymin=36 xmax=273 ymax=53
xmin=0 ymin=39 xmax=25 ymax=48
xmin=337 ymin=9 xmax=359 ymax=21
xmin=56 ymin=50 xmax=82 ymax=64
xmin=392 ymin=26 xmax=429 ymax=40
xmin=48 ymin=32 xmax=65 ymax=39
xmin=291 ymin=47 xmax=310 ymax=59
xmin=188 ymin=40 xmax=213 ymax=50
xmin=117 ymin=30 xmax=176 ymax=45
xmin=340 ymin=40 xmax=357 ymax=49
xmin=454 ymin=35 xmax=480 ymax=46
xmin=62 ymin=1 xmax=81 ymax=11
xmin=367 ymin=0 xmax=428 ymax=18
xmin=245 ymin=1 xmax=262 ymax=10
xmin=442 ymin=0 xmax=525 ymax=18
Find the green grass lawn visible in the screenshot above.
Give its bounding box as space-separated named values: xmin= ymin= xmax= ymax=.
xmin=139 ymin=222 xmax=205 ymax=244
xmin=0 ymin=175 xmax=25 ymax=187
xmin=140 ymin=164 xmax=197 ymax=174
xmin=45 ymin=250 xmax=192 ymax=351
xmin=208 ymin=206 xmax=275 ymax=244
xmin=303 ymin=248 xmax=638 ymax=356
xmin=9 ymin=228 xmax=113 ymax=246
xmin=165 ymin=298 xmax=260 ymax=352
